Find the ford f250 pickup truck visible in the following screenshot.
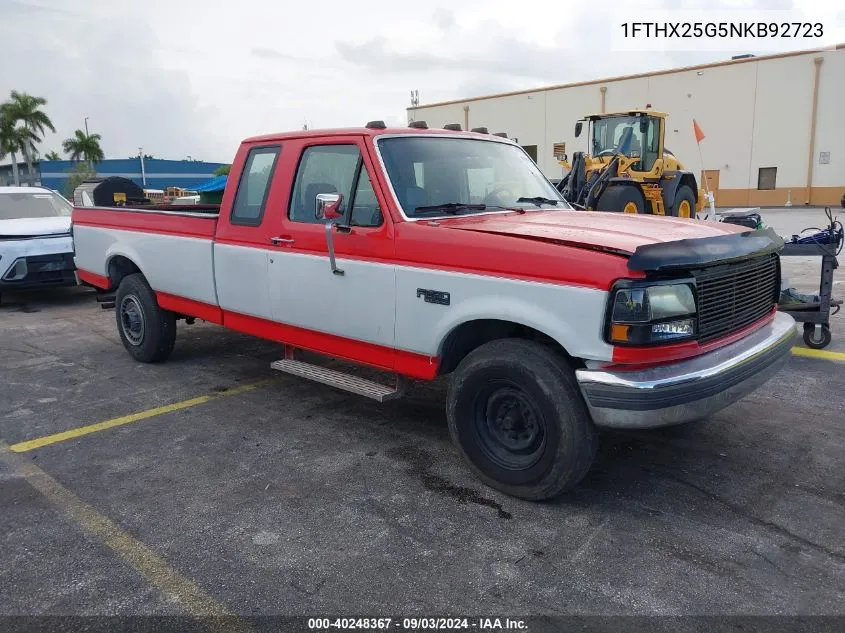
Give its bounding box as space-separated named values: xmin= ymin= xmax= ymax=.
xmin=71 ymin=123 xmax=796 ymax=500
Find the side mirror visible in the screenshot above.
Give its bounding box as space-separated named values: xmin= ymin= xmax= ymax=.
xmin=315 ymin=192 xmax=343 ymax=221
xmin=574 ymin=121 xmax=583 ymax=138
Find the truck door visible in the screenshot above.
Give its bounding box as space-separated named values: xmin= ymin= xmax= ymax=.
xmin=214 ymin=143 xmax=282 ymax=320
xmin=266 ymin=138 xmax=397 ymax=365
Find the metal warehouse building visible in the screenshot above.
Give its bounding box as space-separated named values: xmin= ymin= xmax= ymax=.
xmin=1 ymin=158 xmax=226 ymax=193
xmin=408 ymin=45 xmax=845 ymax=207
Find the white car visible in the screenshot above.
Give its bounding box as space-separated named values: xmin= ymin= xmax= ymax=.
xmin=0 ymin=186 xmax=77 ymax=302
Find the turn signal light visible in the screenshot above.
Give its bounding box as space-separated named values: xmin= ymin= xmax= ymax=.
xmin=610 ymin=324 xmax=630 ymax=343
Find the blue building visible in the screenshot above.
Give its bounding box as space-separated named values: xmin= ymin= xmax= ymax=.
xmin=34 ymin=158 xmax=228 ymax=192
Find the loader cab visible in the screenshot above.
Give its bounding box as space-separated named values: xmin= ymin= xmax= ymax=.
xmin=581 ymin=111 xmax=665 ymax=177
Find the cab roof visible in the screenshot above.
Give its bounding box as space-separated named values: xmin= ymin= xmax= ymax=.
xmin=244 ymin=125 xmax=516 ymax=144
xmin=583 ymin=109 xmax=668 ymax=121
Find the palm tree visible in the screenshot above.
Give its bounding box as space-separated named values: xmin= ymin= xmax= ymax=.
xmin=2 ymin=91 xmax=56 ymax=185
xmin=44 ymin=150 xmax=61 ymax=160
xmin=0 ymin=114 xmax=27 ymax=186
xmin=62 ymin=129 xmax=104 ymax=169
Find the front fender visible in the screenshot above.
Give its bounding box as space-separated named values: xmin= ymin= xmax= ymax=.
xmin=394 ymin=266 xmax=615 ymax=363
xmin=660 ymin=171 xmax=699 ymax=211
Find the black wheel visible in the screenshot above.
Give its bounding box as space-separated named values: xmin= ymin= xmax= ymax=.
xmin=596 ymin=186 xmax=645 ymax=214
xmin=670 ymin=184 xmax=696 ymax=219
xmin=115 ymin=273 xmax=176 ymax=362
xmin=803 ymin=323 xmax=831 ymax=349
xmin=446 ymin=339 xmax=598 ymax=501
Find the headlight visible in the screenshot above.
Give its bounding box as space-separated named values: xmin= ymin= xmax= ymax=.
xmin=607 ymin=280 xmax=696 ymax=345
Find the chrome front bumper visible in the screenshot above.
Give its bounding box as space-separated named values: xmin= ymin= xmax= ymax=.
xmin=576 ymin=311 xmax=796 ymax=429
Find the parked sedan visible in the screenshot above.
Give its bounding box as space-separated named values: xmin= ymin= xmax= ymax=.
xmin=0 ymin=186 xmax=77 ymax=302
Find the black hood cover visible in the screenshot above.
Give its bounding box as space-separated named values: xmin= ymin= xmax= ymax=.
xmin=627 ymin=227 xmax=784 ymax=273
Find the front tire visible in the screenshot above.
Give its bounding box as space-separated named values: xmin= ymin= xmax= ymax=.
xmin=115 ymin=273 xmax=176 ymax=362
xmin=597 ymin=186 xmax=645 ymax=214
xmin=446 ymin=339 xmax=598 ymax=501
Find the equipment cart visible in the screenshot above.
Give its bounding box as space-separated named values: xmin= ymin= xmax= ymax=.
xmin=778 ymin=241 xmax=840 ymax=350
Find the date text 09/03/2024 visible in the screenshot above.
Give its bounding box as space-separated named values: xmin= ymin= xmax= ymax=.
xmin=307 ymin=617 xmax=528 ymax=630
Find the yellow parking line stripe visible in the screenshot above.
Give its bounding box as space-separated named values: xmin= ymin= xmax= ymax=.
xmin=792 ymin=347 xmax=845 ymax=362
xmin=0 ymin=442 xmax=251 ymax=633
xmin=9 ymin=379 xmax=277 ymax=453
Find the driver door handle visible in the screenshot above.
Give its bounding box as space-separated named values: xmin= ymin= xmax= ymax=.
xmin=270 ymin=236 xmax=295 ymax=246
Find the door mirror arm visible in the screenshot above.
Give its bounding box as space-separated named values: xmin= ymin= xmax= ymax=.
xmin=316 ymin=193 xmax=345 ymax=275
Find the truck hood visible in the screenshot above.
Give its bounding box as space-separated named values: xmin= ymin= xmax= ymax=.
xmin=0 ymin=216 xmax=72 ymax=238
xmin=439 ymin=210 xmax=747 ymax=256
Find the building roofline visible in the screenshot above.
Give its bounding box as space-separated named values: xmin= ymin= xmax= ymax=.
xmin=408 ymin=43 xmax=844 ymax=111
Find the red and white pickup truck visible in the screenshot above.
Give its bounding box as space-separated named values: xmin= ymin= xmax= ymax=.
xmin=72 ymin=123 xmax=795 ymax=500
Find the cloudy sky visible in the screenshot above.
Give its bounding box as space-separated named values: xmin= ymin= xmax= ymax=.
xmin=1 ymin=0 xmax=841 ymax=163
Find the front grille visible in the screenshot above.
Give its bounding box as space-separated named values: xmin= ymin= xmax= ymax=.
xmin=26 ymin=253 xmax=75 ymax=274
xmin=694 ymin=254 xmax=779 ymax=343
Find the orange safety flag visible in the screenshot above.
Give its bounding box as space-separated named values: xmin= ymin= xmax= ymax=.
xmin=693 ymin=119 xmax=705 ymax=144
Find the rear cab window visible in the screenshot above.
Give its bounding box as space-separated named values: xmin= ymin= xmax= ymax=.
xmin=231 ymin=145 xmax=281 ymax=226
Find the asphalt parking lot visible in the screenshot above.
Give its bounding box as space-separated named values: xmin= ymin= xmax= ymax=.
xmin=1 ymin=208 xmax=844 ymax=626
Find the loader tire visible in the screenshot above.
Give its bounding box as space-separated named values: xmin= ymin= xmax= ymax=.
xmin=671 ymin=185 xmax=696 ymax=219
xmin=447 ymin=339 xmax=598 ymax=501
xmin=115 ymin=273 xmax=176 ymax=363
xmin=597 ymin=186 xmax=645 ymax=214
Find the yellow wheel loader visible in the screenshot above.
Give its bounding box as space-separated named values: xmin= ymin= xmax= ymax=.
xmin=555 ymin=110 xmax=704 ymax=217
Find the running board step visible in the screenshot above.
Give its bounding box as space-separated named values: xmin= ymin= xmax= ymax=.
xmin=270 ymin=359 xmax=406 ymax=402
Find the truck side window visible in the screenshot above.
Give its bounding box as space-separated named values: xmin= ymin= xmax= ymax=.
xmin=231 ymin=145 xmax=280 ymax=226
xmin=289 ymin=145 xmax=360 ymax=224
xmin=349 ymin=168 xmax=382 ymax=227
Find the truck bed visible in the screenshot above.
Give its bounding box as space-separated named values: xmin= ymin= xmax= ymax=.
xmin=72 ymin=205 xmax=221 ymax=312
xmin=73 ymin=205 xmax=220 ymax=238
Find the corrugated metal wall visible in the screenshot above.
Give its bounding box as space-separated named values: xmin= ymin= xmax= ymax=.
xmin=36 ymin=158 xmax=227 ymax=192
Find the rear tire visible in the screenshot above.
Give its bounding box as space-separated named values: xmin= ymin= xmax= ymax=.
xmin=115 ymin=273 xmax=176 ymax=363
xmin=446 ymin=339 xmax=598 ymax=501
xmin=597 ymin=186 xmax=645 ymax=214
xmin=671 ymin=185 xmax=696 ymax=218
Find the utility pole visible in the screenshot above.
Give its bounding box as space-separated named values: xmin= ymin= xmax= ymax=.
xmin=84 ymin=117 xmax=89 ymax=136
xmin=139 ymin=146 xmax=147 ymax=186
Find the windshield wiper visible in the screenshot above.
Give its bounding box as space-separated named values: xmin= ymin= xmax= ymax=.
xmin=413 ymin=203 xmax=486 ymax=216
xmin=516 ymin=196 xmax=559 ymax=207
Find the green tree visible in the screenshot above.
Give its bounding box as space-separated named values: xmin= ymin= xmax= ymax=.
xmin=44 ymin=150 xmax=61 ymax=160
xmin=0 ymin=113 xmax=27 ymax=186
xmin=62 ymin=129 xmax=104 ymax=168
xmin=2 ymin=91 xmax=56 ymax=185
xmin=213 ymin=164 xmax=231 ymax=176
xmin=64 ymin=162 xmax=97 ymax=198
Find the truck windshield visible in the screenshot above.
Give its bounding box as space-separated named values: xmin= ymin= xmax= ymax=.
xmin=0 ymin=190 xmax=72 ymax=220
xmin=377 ymin=136 xmax=567 ymax=219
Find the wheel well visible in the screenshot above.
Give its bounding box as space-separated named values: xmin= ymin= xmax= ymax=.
xmin=107 ymin=256 xmax=141 ymax=290
xmin=437 ymin=319 xmax=572 ymax=376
